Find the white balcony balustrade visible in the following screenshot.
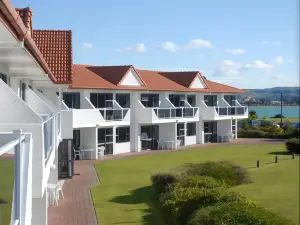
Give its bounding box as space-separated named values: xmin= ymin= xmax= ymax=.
xmin=0 ymin=130 xmax=33 ymax=225
xmin=200 ymin=100 xmax=248 ymax=120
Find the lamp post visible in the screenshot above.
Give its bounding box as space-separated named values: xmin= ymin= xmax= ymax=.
xmin=280 ymin=92 xmax=283 ymax=127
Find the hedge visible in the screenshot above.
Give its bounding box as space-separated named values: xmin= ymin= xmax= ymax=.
xmin=285 ymin=138 xmax=300 ymax=154
xmin=188 ymin=202 xmax=294 ymax=225
xmin=160 ymin=185 xmax=250 ymax=225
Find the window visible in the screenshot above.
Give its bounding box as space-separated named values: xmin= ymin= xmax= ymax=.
xmin=187 ymin=95 xmax=196 ymax=107
xmin=63 ymin=92 xmax=80 ymax=109
xmin=141 ymin=94 xmax=159 ymax=107
xmin=224 ymin=95 xmax=237 ymax=106
xmin=90 ymin=93 xmax=113 ymax=108
xmin=116 ymin=127 xmax=130 ymax=143
xmin=204 ymin=95 xmax=217 ymax=106
xmin=169 ymin=94 xmax=185 ymax=107
xmin=116 ymin=94 xmax=130 ymax=108
xmin=177 ymin=123 xmax=185 ymax=136
xmin=187 ymin=122 xmax=196 ymax=136
xmin=0 ymin=73 xmax=9 ymax=85
xmin=20 ymin=81 xmax=26 ymax=101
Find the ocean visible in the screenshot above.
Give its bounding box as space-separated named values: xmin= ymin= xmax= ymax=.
xmin=249 ymin=106 xmax=299 ymax=118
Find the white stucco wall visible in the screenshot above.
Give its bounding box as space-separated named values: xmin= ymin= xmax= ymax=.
xmin=80 ymin=127 xmax=97 ymax=159
xmin=217 ymin=120 xmax=232 ymax=135
xmin=159 ymin=123 xmax=176 ymax=141
xmin=115 ymin=142 xmax=131 ymax=154
xmin=185 ymin=135 xmax=197 ymax=145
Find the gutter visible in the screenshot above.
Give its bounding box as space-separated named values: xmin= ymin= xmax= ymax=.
xmin=0 ymin=0 xmax=57 ymax=83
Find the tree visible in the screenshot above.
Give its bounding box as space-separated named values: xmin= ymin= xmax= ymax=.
xmin=249 ymin=110 xmax=258 ymax=120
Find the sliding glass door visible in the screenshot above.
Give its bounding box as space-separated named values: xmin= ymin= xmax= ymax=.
xmin=177 ymin=123 xmax=185 ymax=146
xmin=141 ymin=125 xmax=159 ymax=150
xmin=98 ymin=128 xmax=113 ymax=155
xmin=63 ymin=92 xmax=80 ymax=109
xmin=204 ymin=121 xmax=218 ymax=143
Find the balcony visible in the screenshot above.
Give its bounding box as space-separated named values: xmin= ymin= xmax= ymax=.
xmin=200 ymin=99 xmax=248 ymax=120
xmin=136 ymin=100 xmax=199 ymax=124
xmin=63 ymin=97 xmax=131 ymax=128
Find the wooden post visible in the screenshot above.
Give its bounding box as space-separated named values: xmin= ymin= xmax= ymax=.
xmin=292 ymin=152 xmax=295 ymax=159
xmin=275 ymin=156 xmax=278 ymax=163
xmin=256 ymin=160 xmax=260 ymax=168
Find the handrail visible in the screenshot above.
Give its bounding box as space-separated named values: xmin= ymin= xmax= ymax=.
xmin=221 ymin=98 xmax=231 ymax=107
xmin=201 ymin=100 xmax=209 ymax=107
xmin=165 ymin=97 xmax=176 ymax=108
xmin=84 ymin=97 xmax=96 ymax=109
xmin=233 ymin=100 xmax=243 ymax=107
xmin=0 ymin=134 xmax=25 ymax=156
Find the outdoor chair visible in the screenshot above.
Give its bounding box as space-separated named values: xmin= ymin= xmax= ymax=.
xmin=56 ymin=180 xmax=64 ymax=200
xmin=73 ymin=147 xmax=83 ymax=160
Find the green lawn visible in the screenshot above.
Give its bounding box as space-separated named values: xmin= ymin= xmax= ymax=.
xmin=91 ymin=144 xmax=299 ymax=225
xmin=0 ymin=159 xmax=14 ymax=225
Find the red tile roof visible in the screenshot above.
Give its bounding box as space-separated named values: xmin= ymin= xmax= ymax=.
xmin=71 ymin=64 xmax=247 ymax=93
xmin=32 ymin=30 xmax=73 ymax=84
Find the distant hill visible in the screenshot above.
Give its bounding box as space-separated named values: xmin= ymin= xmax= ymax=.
xmin=238 ymin=87 xmax=300 ymax=102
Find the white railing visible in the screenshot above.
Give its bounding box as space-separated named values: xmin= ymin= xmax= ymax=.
xmin=153 ymin=107 xmax=198 ymax=119
xmin=201 ymin=100 xmax=247 ymax=117
xmin=97 ymin=100 xmax=130 ymax=121
xmin=0 ymin=130 xmax=33 ymax=225
xmin=43 ymin=112 xmax=60 ymax=159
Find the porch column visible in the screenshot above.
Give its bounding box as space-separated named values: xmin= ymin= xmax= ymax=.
xmin=113 ymin=126 xmax=117 ymax=154
xmin=234 ymin=119 xmax=238 ymax=139
xmin=94 ymin=127 xmax=98 ymax=159
xmin=197 ymin=121 xmax=204 ymax=144
xmin=31 ymin=194 xmax=47 ymax=225
xmin=183 ymin=122 xmax=187 ymax=146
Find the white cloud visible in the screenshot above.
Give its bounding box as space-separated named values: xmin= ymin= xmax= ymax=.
xmin=225 ymin=48 xmax=246 ymax=54
xmin=262 ymin=40 xmax=282 ymax=46
xmin=274 ymin=56 xmax=284 ymax=65
xmin=116 ymin=43 xmax=146 ymax=53
xmin=212 ymin=60 xmax=242 ymax=77
xmin=243 ymin=60 xmax=273 ymax=72
xmin=159 ymin=39 xmax=213 ymax=52
xmin=82 ymin=42 xmax=93 ymax=49
xmin=160 ymin=42 xmax=177 ymax=52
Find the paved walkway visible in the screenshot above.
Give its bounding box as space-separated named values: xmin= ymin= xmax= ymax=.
xmin=47 ymin=161 xmax=99 ymax=225
xmin=47 ymin=138 xmax=284 ymax=225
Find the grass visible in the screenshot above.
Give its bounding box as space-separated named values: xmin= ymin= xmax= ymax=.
xmin=0 ymin=159 xmax=14 ymax=225
xmin=91 ymin=144 xmax=299 ymax=225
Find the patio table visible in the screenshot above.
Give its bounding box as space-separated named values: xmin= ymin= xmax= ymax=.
xmin=80 ymin=148 xmax=94 ymax=160
xmin=163 ymin=140 xmax=174 ymax=150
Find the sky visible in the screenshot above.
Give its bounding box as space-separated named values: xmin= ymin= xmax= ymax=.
xmin=12 ymin=0 xmax=299 ymax=89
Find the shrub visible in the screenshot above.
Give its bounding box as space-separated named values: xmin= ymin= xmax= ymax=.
xmin=180 ymin=161 xmax=251 ymax=186
xmin=179 ymin=176 xmax=228 ymax=189
xmin=151 ymin=172 xmax=178 ymax=195
xmin=285 ymin=138 xmax=300 ymax=154
xmin=188 ymin=202 xmax=294 ymax=225
xmin=160 ymin=185 xmax=250 ymax=225
xmin=238 ymin=128 xmax=267 ymax=138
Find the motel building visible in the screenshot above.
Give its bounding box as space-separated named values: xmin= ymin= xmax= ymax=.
xmin=0 ymin=2 xmax=248 ymax=225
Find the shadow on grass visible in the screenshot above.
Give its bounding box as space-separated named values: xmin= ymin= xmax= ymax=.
xmin=268 ymin=151 xmax=291 ymax=155
xmin=260 ymin=139 xmax=285 ymax=142
xmin=0 ymin=198 xmax=8 ymax=205
xmin=110 ymin=186 xmax=165 ymax=225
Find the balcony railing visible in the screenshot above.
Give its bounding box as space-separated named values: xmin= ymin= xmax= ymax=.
xmin=153 ymin=107 xmax=198 ymax=119
xmin=43 ymin=112 xmax=60 ymax=159
xmin=215 ymin=107 xmax=247 ymax=116
xmin=0 ymin=130 xmax=32 ymax=225
xmin=98 ymin=108 xmax=130 ymax=121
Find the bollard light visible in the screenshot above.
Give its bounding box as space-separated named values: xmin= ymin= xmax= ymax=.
xmin=257 ymin=160 xmax=260 ymax=168
xmin=275 ymin=156 xmax=278 ymax=163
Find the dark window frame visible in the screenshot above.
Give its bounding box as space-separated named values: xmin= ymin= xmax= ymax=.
xmin=116 ymin=127 xmax=130 ymax=143
xmin=187 ymin=95 xmax=196 ymax=107
xmin=204 ymin=95 xmax=218 ymax=107
xmin=116 ymin=93 xmax=130 ymax=108
xmin=169 ymin=94 xmax=185 ymax=107
xmin=141 ymin=94 xmax=159 ymax=107
xmin=90 ymin=93 xmax=113 ymax=108
xmin=187 ymin=122 xmax=196 ymax=136
xmin=63 ymin=92 xmax=80 ymax=109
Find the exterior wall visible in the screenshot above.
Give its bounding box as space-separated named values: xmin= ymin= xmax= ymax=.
xmin=159 ymin=123 xmax=176 ymax=141
xmin=186 ymin=134 xmax=197 ymax=145
xmin=217 ymin=120 xmax=232 ymax=135
xmin=80 ymin=127 xmax=97 ymax=159
xmin=115 ymin=142 xmax=131 ymax=154
xmin=31 ymin=194 xmax=47 ymax=225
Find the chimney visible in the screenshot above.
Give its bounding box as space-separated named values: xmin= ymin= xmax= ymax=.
xmin=15 ymin=7 xmax=33 ymax=36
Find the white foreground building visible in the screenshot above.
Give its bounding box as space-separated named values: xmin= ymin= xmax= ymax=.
xmin=0 ymin=4 xmax=73 ymax=225
xmin=0 ymin=2 xmax=248 ymax=225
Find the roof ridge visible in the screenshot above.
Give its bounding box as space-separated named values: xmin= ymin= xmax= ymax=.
xmin=33 ymin=29 xmax=72 ymax=32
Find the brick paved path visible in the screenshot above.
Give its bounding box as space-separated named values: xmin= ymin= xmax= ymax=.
xmin=47 ymin=161 xmax=99 ymax=225
xmin=45 ymin=138 xmax=283 ymax=225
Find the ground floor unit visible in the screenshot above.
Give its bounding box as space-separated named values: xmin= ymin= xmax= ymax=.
xmin=69 ymin=119 xmax=238 ymax=159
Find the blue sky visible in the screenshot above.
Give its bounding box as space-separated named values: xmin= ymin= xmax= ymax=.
xmin=12 ymin=0 xmax=298 ymax=88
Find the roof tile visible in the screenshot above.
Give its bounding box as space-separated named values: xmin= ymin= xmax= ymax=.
xmin=32 ymin=30 xmax=73 ymax=83
xmin=71 ymin=64 xmax=246 ymax=93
